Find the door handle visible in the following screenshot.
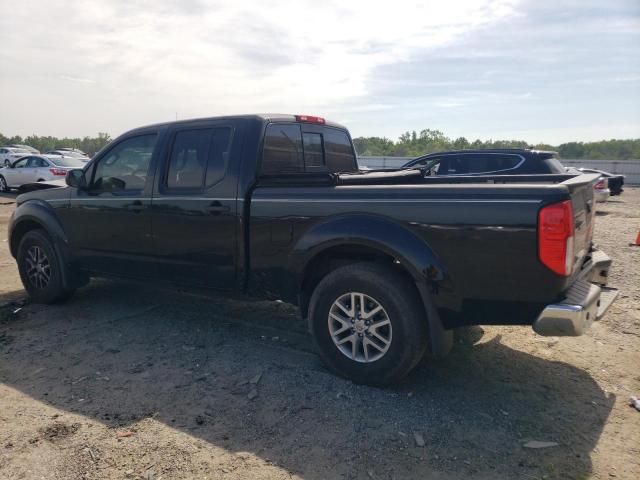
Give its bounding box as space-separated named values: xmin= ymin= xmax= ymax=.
xmin=204 ymin=203 xmax=230 ymax=215
xmin=126 ymin=201 xmax=146 ymax=213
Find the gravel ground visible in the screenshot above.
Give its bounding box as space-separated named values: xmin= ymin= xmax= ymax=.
xmin=0 ymin=188 xmax=639 ymax=480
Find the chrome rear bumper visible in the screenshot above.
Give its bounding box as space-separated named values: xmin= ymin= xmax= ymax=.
xmin=533 ymin=249 xmax=619 ymax=336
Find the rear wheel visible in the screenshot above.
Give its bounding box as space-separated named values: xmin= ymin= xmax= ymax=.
xmin=308 ymin=262 xmax=429 ymax=386
xmin=17 ymin=229 xmax=75 ymax=304
xmin=0 ymin=175 xmax=9 ymax=192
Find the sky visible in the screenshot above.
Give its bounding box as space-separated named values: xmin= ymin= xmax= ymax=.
xmin=0 ymin=0 xmax=638 ymax=144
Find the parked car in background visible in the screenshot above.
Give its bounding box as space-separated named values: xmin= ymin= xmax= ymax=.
xmin=401 ymin=148 xmax=567 ymax=175
xmin=564 ymin=167 xmax=611 ymax=203
xmin=579 ymin=168 xmax=624 ymax=196
xmin=1 ymin=147 xmax=32 ymax=167
xmin=7 ymin=144 xmax=40 ymax=154
xmin=592 ymin=176 xmax=610 ymax=203
xmin=0 ymin=155 xmax=85 ymax=192
xmin=45 ymin=149 xmax=90 ymax=161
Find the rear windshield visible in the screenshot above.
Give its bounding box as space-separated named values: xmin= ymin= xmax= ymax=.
xmin=262 ymin=123 xmax=357 ymax=175
xmin=48 ymin=157 xmax=86 ymax=167
xmin=544 ymin=157 xmax=566 ymax=173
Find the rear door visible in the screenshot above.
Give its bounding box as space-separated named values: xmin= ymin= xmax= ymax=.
xmin=151 ymin=122 xmax=237 ymax=288
xmin=28 ymin=156 xmax=50 ymax=181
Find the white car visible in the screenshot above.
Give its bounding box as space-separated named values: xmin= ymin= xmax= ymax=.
xmin=0 ymin=147 xmax=31 ymax=167
xmin=7 ymin=144 xmax=39 ymax=154
xmin=0 ymin=155 xmax=85 ymax=192
xmin=46 ymin=149 xmax=90 ymax=161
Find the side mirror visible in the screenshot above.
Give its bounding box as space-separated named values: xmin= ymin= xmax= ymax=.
xmin=65 ymin=169 xmax=87 ymax=189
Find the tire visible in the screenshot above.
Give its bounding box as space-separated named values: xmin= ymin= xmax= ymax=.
xmin=17 ymin=229 xmax=75 ymax=304
xmin=308 ymin=262 xmax=429 ymax=386
xmin=0 ymin=175 xmax=9 ymax=193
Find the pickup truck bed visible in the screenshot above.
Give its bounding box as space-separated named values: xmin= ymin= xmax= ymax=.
xmin=8 ymin=114 xmax=618 ymax=385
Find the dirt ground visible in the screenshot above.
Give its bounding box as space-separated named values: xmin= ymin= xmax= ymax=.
xmin=0 ymin=189 xmax=639 ymax=480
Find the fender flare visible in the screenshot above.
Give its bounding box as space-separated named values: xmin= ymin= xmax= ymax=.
xmin=287 ymin=213 xmax=453 ymax=357
xmin=9 ymin=200 xmax=69 ymax=257
xmin=8 ymin=200 xmax=84 ymax=289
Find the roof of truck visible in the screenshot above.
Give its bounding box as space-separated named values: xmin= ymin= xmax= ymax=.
xmin=128 ymin=114 xmax=348 ymax=133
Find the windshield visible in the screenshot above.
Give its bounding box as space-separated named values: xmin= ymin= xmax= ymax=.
xmin=48 ymin=157 xmax=85 ymax=167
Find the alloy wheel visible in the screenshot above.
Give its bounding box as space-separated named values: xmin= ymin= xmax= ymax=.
xmin=25 ymin=245 xmax=51 ymax=289
xmin=328 ymin=292 xmax=392 ymax=363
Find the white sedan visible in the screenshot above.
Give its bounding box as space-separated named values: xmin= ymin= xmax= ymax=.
xmin=1 ymin=147 xmax=31 ymax=167
xmin=0 ymin=155 xmax=85 ymax=192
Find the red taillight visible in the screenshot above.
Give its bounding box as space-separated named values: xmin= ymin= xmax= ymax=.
xmin=295 ymin=114 xmax=326 ymax=124
xmin=538 ymin=200 xmax=575 ymax=276
xmin=49 ymin=168 xmax=67 ymax=176
xmin=594 ymin=179 xmax=606 ymax=190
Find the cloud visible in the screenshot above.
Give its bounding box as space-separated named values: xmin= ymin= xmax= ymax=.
xmin=59 ymin=75 xmax=96 ymax=84
xmin=0 ymin=0 xmax=519 ymax=135
xmin=0 ymin=0 xmax=637 ymax=144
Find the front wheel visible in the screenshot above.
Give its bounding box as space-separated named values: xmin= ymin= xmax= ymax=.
xmin=308 ymin=262 xmax=429 ymax=386
xmin=0 ymin=175 xmax=9 ymax=192
xmin=17 ymin=229 xmax=75 ymax=304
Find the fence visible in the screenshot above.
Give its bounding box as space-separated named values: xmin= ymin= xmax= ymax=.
xmin=357 ymin=157 xmax=640 ymax=185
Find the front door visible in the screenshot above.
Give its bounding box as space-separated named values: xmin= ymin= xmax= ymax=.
xmin=61 ymin=132 xmax=160 ymax=278
xmin=151 ymin=124 xmax=237 ymax=289
xmin=7 ymin=157 xmax=29 ymax=186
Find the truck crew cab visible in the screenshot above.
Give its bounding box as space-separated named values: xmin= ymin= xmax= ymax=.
xmin=8 ymin=114 xmax=618 ymax=385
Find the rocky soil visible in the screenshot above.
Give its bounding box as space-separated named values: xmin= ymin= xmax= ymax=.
xmin=0 ymin=189 xmax=639 ymax=480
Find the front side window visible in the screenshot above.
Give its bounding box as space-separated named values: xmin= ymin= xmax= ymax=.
xmin=92 ymin=134 xmax=157 ymax=192
xmin=13 ymin=158 xmax=28 ymax=168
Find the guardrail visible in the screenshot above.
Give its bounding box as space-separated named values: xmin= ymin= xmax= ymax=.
xmin=357 ymin=156 xmax=640 ymax=185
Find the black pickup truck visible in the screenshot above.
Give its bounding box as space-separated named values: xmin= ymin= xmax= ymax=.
xmin=8 ymin=114 xmax=618 ymax=385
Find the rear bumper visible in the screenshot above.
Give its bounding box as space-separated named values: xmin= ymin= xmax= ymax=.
xmin=594 ymin=188 xmax=610 ymax=202
xmin=533 ymin=249 xmax=618 ymax=336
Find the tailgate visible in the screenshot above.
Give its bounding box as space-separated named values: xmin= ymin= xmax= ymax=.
xmin=561 ymin=173 xmax=599 ymax=274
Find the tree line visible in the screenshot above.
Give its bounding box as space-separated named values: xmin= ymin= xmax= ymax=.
xmin=353 ymin=129 xmax=640 ymax=160
xmin=2 ymin=129 xmax=639 ymax=160
xmin=0 ymin=132 xmax=112 ymax=156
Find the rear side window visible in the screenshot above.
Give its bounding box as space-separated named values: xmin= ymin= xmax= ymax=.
xmin=167 ymin=129 xmax=211 ymax=189
xmin=437 ymin=154 xmax=522 ymax=175
xmin=206 ymin=127 xmax=232 ymax=186
xmin=166 ymin=127 xmax=232 ymax=191
xmin=262 ymin=124 xmax=304 ymax=174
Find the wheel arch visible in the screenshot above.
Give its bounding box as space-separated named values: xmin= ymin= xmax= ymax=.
xmin=9 ymin=201 xmax=69 ymax=259
xmin=288 ymin=214 xmax=453 ymax=356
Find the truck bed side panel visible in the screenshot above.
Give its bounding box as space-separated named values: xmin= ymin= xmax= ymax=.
xmin=247 ymin=183 xmax=575 ymax=316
